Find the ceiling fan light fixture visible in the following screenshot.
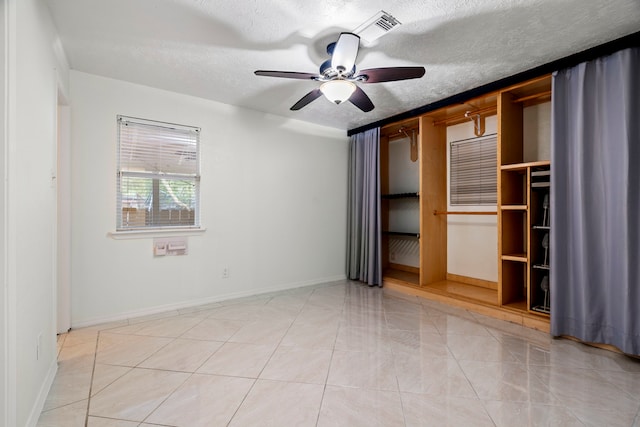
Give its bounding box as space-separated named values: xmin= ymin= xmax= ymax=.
xmin=320 ymin=80 xmax=356 ymax=104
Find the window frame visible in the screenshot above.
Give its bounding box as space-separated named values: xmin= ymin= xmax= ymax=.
xmin=116 ymin=115 xmax=201 ymax=232
xmin=449 ymin=133 xmax=497 ymax=206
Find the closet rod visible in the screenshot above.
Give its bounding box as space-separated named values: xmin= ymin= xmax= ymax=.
xmin=387 ymin=127 xmax=418 ymax=140
xmin=433 ymin=210 xmax=497 ymax=215
xmin=432 ymin=105 xmax=497 ymax=126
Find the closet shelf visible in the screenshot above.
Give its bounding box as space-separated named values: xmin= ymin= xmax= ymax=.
xmin=531 ymin=305 xmax=551 ymax=315
xmin=433 ymin=210 xmax=496 ymax=216
xmin=383 ymin=231 xmax=420 ymax=239
xmin=532 ymin=182 xmax=550 ymax=188
xmin=531 ymin=170 xmax=551 ymax=177
xmin=381 ymin=192 xmax=419 ymax=199
xmin=533 ymin=264 xmax=550 ymax=270
xmin=501 ymin=160 xmax=551 ymax=170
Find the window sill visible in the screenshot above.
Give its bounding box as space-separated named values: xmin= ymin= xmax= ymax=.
xmin=108 ymin=228 xmax=206 ymax=240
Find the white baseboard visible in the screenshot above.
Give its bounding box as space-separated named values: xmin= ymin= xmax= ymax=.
xmin=72 ymin=275 xmax=347 ymax=329
xmin=25 ymin=358 xmax=58 ymax=427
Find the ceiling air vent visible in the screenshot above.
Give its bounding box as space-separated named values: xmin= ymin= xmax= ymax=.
xmin=353 ymin=11 xmax=401 ymax=45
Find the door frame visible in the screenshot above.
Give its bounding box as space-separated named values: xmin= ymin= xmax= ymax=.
xmin=56 ymin=86 xmax=71 ymax=334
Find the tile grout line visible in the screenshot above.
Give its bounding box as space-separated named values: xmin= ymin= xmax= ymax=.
xmin=395 ymin=375 xmax=409 ymax=427
xmin=215 ymin=289 xmax=326 ymax=425
xmin=384 ymin=302 xmax=409 ymax=427
xmin=83 ymin=330 xmax=101 ymax=427
xmin=313 ymin=297 xmax=344 ymax=427
xmin=633 ymin=405 xmax=640 ymax=427
xmin=142 ymin=308 xmax=251 ymax=424
xmin=522 ymin=358 xmax=578 ymax=420
xmin=46 ymin=280 xmax=636 ymax=426
xmin=41 ymin=283 xmax=341 ymax=425
xmin=444 ymin=330 xmax=506 ymax=427
xmin=223 ymin=293 xmax=288 ymax=427
xmin=460 ymin=317 xmax=505 ymax=427
xmin=223 ymin=377 xmax=258 ymax=427
xmin=91 ymin=314 xmax=209 ymax=425
xmin=133 ymin=314 xmax=210 ymax=367
xmin=225 ymin=287 xmax=331 ymax=427
xmin=137 ymin=370 xmax=194 ymax=425
xmin=130 ymin=314 xmax=216 ymax=425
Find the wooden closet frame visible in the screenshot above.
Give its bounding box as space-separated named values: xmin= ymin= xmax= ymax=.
xmin=381 ymin=74 xmax=552 ymax=332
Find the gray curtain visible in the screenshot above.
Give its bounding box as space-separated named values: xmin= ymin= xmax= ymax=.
xmin=346 ymin=128 xmax=382 ymax=286
xmin=551 ymin=47 xmax=640 ymax=355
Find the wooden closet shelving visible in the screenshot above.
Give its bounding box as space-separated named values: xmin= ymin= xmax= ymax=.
xmin=380 ymin=119 xmax=422 ymax=287
xmin=382 ymin=192 xmax=419 ymax=199
xmin=382 ymin=231 xmax=420 ymax=238
xmin=497 ymin=75 xmax=552 ymax=322
xmin=381 ymin=74 xmax=552 ymax=332
xmin=529 ymin=163 xmax=551 ymax=315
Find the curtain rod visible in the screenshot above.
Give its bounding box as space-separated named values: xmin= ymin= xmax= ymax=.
xmin=347 ymin=30 xmax=640 ymax=136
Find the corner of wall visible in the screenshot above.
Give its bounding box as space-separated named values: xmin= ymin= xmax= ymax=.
xmin=24 ymin=359 xmax=57 ymax=427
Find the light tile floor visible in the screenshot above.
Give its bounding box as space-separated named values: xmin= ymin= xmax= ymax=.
xmin=38 ymin=280 xmax=640 ymax=426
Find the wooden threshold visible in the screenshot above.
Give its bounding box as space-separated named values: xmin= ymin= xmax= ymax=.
xmin=384 ymin=279 xmax=550 ymax=333
xmin=446 ymin=273 xmax=497 ymax=290
xmin=425 ymin=280 xmax=498 ymax=305
xmin=383 ymin=268 xmax=419 ymax=287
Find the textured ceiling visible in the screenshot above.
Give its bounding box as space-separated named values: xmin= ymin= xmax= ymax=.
xmin=45 ymin=0 xmax=640 ymax=131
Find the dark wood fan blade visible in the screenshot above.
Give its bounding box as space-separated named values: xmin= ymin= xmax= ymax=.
xmin=357 ymin=67 xmax=425 ymax=83
xmin=290 ymin=89 xmax=323 ymax=110
xmin=254 ymin=70 xmax=319 ymax=80
xmin=349 ymin=86 xmax=374 ymax=112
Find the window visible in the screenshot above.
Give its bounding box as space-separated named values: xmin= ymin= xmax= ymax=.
xmin=117 ymin=116 xmax=200 ymax=230
xmin=449 ymin=134 xmax=497 ymax=205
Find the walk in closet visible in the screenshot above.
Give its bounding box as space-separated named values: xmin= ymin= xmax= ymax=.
xmin=381 ymin=74 xmax=552 ymax=331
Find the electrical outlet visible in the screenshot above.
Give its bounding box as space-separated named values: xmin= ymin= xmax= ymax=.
xmin=390 ymin=252 xmax=396 ymax=261
xmin=222 ymin=267 xmax=229 ymax=279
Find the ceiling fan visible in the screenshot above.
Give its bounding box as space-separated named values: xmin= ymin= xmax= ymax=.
xmin=254 ymin=32 xmax=425 ymax=112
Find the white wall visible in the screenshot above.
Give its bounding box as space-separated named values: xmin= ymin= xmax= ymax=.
xmin=446 ymin=117 xmax=499 ymax=282
xmin=4 ymin=0 xmax=70 ymax=425
xmin=1 ymin=2 xmax=7 ymax=424
xmin=70 ymin=71 xmax=348 ymax=326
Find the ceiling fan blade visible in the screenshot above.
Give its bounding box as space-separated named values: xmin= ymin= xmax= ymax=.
xmin=290 ymin=89 xmax=323 ymax=110
xmin=358 ymin=67 xmax=426 ymax=83
xmin=254 ymin=70 xmax=318 ymax=80
xmin=349 ymin=86 xmax=374 ymax=112
xmin=331 ymin=33 xmax=360 ymax=73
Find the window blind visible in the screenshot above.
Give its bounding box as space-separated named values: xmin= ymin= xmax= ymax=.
xmin=117 ymin=116 xmax=200 ymax=230
xmin=450 ymin=134 xmax=497 ymax=205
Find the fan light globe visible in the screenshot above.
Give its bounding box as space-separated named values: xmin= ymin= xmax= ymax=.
xmin=320 ymin=80 xmax=356 ymax=104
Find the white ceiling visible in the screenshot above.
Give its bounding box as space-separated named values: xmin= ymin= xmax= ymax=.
xmin=45 ymin=0 xmax=640 ymax=131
